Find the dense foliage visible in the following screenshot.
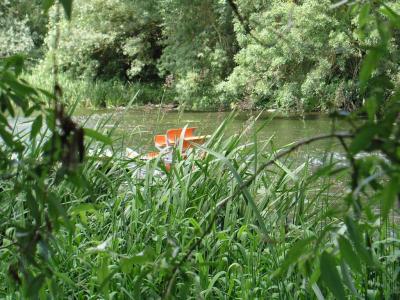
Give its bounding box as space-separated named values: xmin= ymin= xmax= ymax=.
xmin=44 ymin=0 xmax=160 ymax=81
xmin=222 ymin=0 xmax=358 ymax=110
xmin=0 ymin=0 xmax=399 ymax=299
xmin=0 ymin=0 xmax=49 ymax=59
xmin=7 ymin=0 xmax=398 ymax=110
xmin=0 ymin=2 xmax=34 ymax=57
xmin=222 ymin=0 xmax=400 ymax=111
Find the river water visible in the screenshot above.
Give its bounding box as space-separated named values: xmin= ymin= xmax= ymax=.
xmin=75 ymin=108 xmax=349 ymax=163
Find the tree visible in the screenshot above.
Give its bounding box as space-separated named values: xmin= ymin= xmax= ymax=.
xmin=219 ymin=0 xmax=400 ymax=111
xmin=0 ymin=1 xmax=34 ymax=57
xmin=45 ymin=0 xmax=162 ymax=80
xmin=158 ymin=0 xmax=237 ymax=109
xmin=0 ymin=0 xmax=49 ymax=59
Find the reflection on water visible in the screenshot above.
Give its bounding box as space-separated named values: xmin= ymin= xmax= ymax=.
xmin=75 ymin=108 xmax=349 ymax=160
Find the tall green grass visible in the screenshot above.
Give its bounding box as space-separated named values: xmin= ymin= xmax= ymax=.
xmin=23 ymin=71 xmax=174 ymax=108
xmin=0 ymin=113 xmax=398 ymax=299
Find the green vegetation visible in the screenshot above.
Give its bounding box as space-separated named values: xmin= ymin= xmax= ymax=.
xmin=1 ymin=0 xmax=400 ymax=299
xmin=24 ymin=71 xmax=174 ymax=108
xmin=0 ymin=0 xmax=49 ymax=60
xmin=2 ymin=113 xmax=399 ymax=298
xmin=3 ymin=0 xmax=400 ymax=111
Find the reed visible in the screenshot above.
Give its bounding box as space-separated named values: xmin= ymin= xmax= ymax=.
xmin=23 ymin=71 xmax=172 ymax=108
xmin=1 ymin=111 xmax=398 ymax=299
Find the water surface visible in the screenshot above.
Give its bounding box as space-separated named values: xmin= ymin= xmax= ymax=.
xmin=76 ymin=108 xmax=348 ymax=161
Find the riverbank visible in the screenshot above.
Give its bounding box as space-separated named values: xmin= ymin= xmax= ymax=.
xmin=24 ymin=72 xmax=176 ymax=108
xmin=24 ymin=72 xmax=359 ymax=113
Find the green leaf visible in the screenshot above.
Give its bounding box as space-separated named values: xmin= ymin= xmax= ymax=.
xmin=45 ymin=113 xmax=55 ymax=131
xmin=359 ymin=49 xmax=380 ymax=87
xmin=69 ymin=203 xmax=96 ymax=215
xmin=59 ymin=0 xmax=73 ymax=20
xmin=47 ymin=191 xmax=73 ymax=232
xmin=4 ymin=55 xmax=25 ymax=75
xmin=344 ymin=217 xmax=372 ymax=266
xmin=4 ymin=96 xmax=15 ymax=117
xmin=26 ymin=190 xmax=41 ymax=224
xmin=200 ymin=146 xmax=270 ymax=238
xmin=311 ymin=283 xmax=325 ymax=300
xmin=84 ymin=128 xmax=112 ymax=145
xmin=274 ymin=237 xmax=314 ymax=277
xmin=340 ymin=262 xmax=360 ymax=297
xmin=0 ymin=113 xmax=9 ymax=126
xmin=338 ymin=236 xmax=362 ymax=274
xmin=30 ymin=115 xmax=43 ymax=140
xmin=349 ymin=124 xmax=377 ymax=154
xmin=204 ymin=271 xmax=226 ymax=298
xmin=364 ymin=97 xmax=377 ymax=121
xmin=120 ymin=250 xmax=154 ymax=273
xmin=119 ymin=258 xmax=133 ymax=274
xmin=0 ymin=127 xmax=15 ymax=148
xmin=3 ymin=76 xmax=37 ymax=98
xmin=381 ymin=179 xmax=399 ymax=221
xmin=54 ymin=272 xmax=74 ymax=287
xmin=320 ymin=251 xmax=346 ymax=300
xmin=381 ymin=4 xmax=400 ymax=28
xmin=42 ymin=0 xmax=55 ymax=12
xmin=359 ymin=3 xmax=371 ymax=27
